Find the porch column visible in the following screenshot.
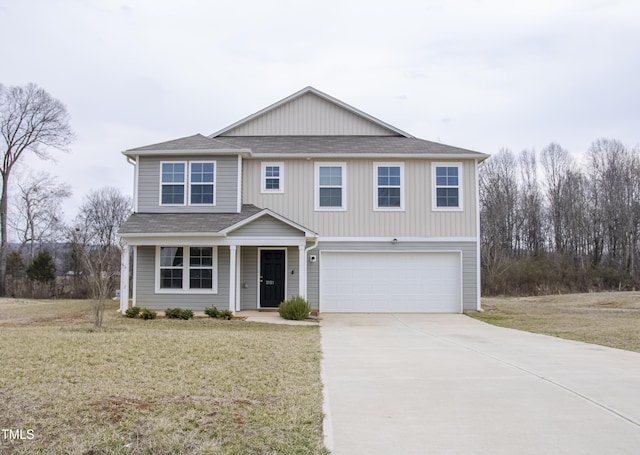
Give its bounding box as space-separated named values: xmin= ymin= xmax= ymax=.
xmin=298 ymin=245 xmax=306 ymax=299
xmin=119 ymin=241 xmax=130 ymax=314
xmin=229 ymin=245 xmax=237 ymax=313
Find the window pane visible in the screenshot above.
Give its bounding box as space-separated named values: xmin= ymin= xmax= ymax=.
xmin=160 ymin=247 xmax=183 ymax=267
xmin=162 ymin=163 xmax=185 ymax=183
xmin=319 ymin=166 xmax=342 ymax=186
xmin=265 ymin=178 xmax=279 ymax=190
xmin=190 ymin=269 xmax=213 ymax=289
xmin=191 ymin=162 xmax=214 ymax=184
xmin=191 ymin=184 xmax=214 ymax=204
xmin=160 ymin=269 xmax=183 ymax=289
xmin=319 ymin=187 xmax=342 ymax=207
xmin=266 ymin=166 xmax=280 ymax=177
xmin=436 ymin=188 xmax=459 ymax=207
xmin=190 ymin=247 xmax=213 ymax=267
xmin=378 ymin=188 xmax=401 ymax=207
xmin=161 ymin=185 xmax=185 ymax=204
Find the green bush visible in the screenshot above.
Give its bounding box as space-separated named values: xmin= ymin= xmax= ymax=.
xmin=165 ymin=308 xmax=194 ymax=320
xmin=139 ymin=308 xmax=157 ymax=320
xmin=204 ymin=306 xmax=233 ymax=320
xmin=125 ymin=306 xmax=141 ymax=318
xmin=278 ymin=296 xmax=310 ymax=321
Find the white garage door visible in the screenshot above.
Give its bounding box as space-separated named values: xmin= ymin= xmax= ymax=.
xmin=320 ymin=251 xmax=461 ymax=313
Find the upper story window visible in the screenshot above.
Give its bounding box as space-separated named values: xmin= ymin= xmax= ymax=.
xmin=161 ymin=162 xmax=186 ymax=205
xmin=157 ymin=246 xmax=217 ymax=293
xmin=261 ymin=162 xmax=284 ymax=193
xmin=160 ymin=161 xmax=215 ymax=206
xmin=315 ymin=163 xmax=346 ymax=211
xmin=433 ymin=162 xmax=462 ymax=210
xmin=190 ymin=162 xmax=215 ymax=205
xmin=374 ymin=163 xmax=404 ymax=211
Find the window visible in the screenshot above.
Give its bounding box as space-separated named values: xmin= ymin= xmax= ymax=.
xmin=160 ymin=161 xmax=215 ymax=206
xmin=157 ymin=246 xmax=217 ymax=293
xmin=161 ymin=162 xmax=186 ymax=205
xmin=374 ymin=163 xmax=404 ymax=210
xmin=190 ymin=162 xmax=215 ymax=205
xmin=433 ymin=163 xmax=462 ymax=210
xmin=261 ymin=162 xmax=284 ymax=193
xmin=315 ymin=163 xmax=346 ymax=210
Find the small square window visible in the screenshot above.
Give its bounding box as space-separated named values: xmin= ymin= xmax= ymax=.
xmin=261 ymin=162 xmax=284 ymax=193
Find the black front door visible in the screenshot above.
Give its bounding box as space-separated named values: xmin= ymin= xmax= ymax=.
xmin=260 ymin=249 xmax=286 ymax=308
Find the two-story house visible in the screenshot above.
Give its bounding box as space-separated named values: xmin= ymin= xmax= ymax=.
xmin=117 ymin=87 xmax=489 ymax=314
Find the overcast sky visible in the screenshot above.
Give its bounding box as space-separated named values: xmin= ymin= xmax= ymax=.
xmin=1 ymin=0 xmax=639 ymax=222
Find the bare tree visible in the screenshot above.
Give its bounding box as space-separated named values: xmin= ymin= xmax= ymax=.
xmin=9 ymin=171 xmax=71 ymax=260
xmin=540 ymin=143 xmax=571 ymax=253
xmin=0 ymin=83 xmax=74 ymax=295
xmin=74 ymin=187 xmax=132 ymax=327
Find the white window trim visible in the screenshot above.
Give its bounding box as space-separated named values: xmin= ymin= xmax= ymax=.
xmin=188 ymin=161 xmax=217 ymax=206
xmin=159 ymin=161 xmax=187 ymax=206
xmin=155 ymin=246 xmax=218 ymax=294
xmin=315 ymin=162 xmax=347 ymax=211
xmin=373 ymin=162 xmax=405 ymax=211
xmin=261 ymin=162 xmax=284 ymax=194
xmin=432 ymin=162 xmax=463 ymax=211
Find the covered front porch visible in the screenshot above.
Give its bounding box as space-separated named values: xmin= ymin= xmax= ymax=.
xmin=117 ymin=206 xmax=317 ymax=314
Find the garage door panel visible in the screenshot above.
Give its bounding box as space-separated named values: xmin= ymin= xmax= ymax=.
xmin=320 ymin=251 xmax=461 ymax=313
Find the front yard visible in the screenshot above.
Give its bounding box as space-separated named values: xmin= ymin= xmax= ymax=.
xmin=0 ymin=299 xmax=327 ymax=454
xmin=468 ymin=291 xmax=640 ymax=352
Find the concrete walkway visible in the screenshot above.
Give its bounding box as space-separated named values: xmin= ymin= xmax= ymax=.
xmin=321 ymin=314 xmax=640 ymax=454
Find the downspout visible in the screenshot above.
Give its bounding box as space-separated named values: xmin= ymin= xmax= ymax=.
xmin=126 ymin=156 xmax=138 ymax=212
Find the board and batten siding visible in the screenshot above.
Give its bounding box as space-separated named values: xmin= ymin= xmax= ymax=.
xmin=221 ymin=92 xmax=394 ymax=136
xmin=242 ymin=159 xmax=478 ymax=238
xmin=306 ymin=241 xmax=478 ymax=311
xmin=135 ymin=245 xmax=230 ymax=310
xmin=137 ymin=155 xmax=239 ymax=213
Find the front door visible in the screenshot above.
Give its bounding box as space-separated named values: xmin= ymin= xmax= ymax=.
xmin=260 ymin=249 xmax=286 ymax=308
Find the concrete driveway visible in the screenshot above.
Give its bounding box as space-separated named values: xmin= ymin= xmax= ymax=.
xmin=320 ymin=314 xmax=640 ymax=454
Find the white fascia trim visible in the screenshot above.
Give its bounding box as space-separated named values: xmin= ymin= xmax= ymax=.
xmin=220 ymin=237 xmax=306 ymax=247
xmin=318 ymin=236 xmax=477 ymax=243
xmin=123 ymin=149 xmax=252 ymax=158
xmin=121 ymin=235 xmax=307 ymax=247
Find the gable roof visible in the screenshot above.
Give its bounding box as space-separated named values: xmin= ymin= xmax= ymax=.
xmin=210 ymin=86 xmax=413 ymax=138
xmin=118 ymin=204 xmax=317 ymax=239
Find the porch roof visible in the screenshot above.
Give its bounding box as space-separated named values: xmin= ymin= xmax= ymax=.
xmin=117 ymin=204 xmax=317 ymax=240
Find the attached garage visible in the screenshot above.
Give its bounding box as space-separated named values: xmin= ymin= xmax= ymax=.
xmin=319 ymin=251 xmax=462 ymax=313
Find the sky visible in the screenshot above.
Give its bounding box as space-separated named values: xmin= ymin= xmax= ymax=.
xmin=1 ymin=0 xmax=639 ymax=223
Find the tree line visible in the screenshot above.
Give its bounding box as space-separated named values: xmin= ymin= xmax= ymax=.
xmin=1 ymin=82 xmax=130 ymax=303
xmin=480 ymin=139 xmax=640 ymax=295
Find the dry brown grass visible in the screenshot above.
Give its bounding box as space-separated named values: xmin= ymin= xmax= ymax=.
xmin=0 ymin=299 xmax=327 ymax=454
xmin=467 ymin=291 xmax=640 ymax=352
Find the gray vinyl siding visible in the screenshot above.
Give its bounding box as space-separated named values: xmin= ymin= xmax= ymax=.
xmin=307 ymin=241 xmax=478 ymax=312
xmin=135 ymin=245 xmax=230 ymax=310
xmin=242 ymin=159 xmax=478 ymax=238
xmin=221 ymin=92 xmax=394 ymax=136
xmin=229 ymin=215 xmax=304 ymax=237
xmin=137 ymin=155 xmax=239 ymax=213
xmin=239 ymin=246 xmax=300 ymax=310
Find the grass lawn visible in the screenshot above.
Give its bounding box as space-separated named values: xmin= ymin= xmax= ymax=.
xmin=467 ymin=291 xmax=640 ymax=353
xmin=0 ymin=299 xmax=327 ymax=454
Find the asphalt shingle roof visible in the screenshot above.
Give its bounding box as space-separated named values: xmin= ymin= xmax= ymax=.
xmin=126 ymin=134 xmax=243 ymax=152
xmin=118 ymin=204 xmax=263 ymax=235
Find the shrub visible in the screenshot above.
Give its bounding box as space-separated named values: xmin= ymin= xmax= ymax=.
xmin=205 ymin=306 xmax=233 ymax=320
xmin=139 ymin=308 xmax=157 ymax=320
xmin=125 ymin=306 xmax=141 ymax=318
xmin=165 ymin=308 xmax=194 ymax=320
xmin=278 ymin=296 xmax=310 ymax=321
